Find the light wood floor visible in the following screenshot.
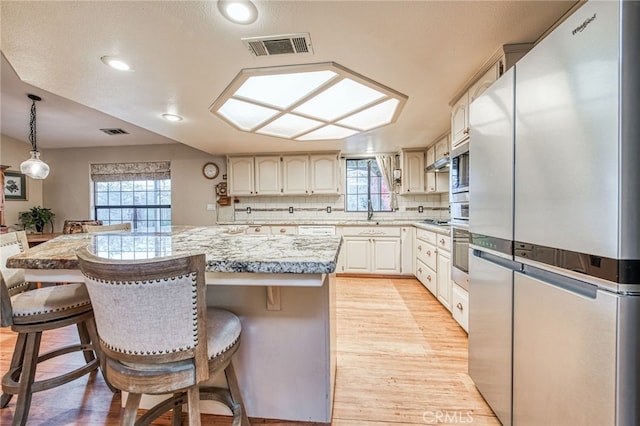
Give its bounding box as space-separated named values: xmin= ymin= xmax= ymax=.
xmin=0 ymin=277 xmax=498 ymax=425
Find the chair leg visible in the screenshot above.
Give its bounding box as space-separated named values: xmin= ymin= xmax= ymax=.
xmin=225 ymin=361 xmax=250 ymax=426
xmin=186 ymin=386 xmax=201 ymax=426
xmin=172 ymin=393 xmax=184 ymax=426
xmin=76 ymin=320 xmax=96 ymax=363
xmin=123 ymin=393 xmax=142 ymax=426
xmin=12 ymin=331 xmax=42 ymax=426
xmin=0 ymin=333 xmax=27 ymax=408
xmin=85 ymin=317 xmax=118 ymax=393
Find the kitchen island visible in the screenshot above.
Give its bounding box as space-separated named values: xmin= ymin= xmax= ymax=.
xmin=6 ymin=226 xmax=342 ymax=423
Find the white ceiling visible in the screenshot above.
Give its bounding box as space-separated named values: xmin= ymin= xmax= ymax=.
xmin=0 ymin=1 xmax=577 ymax=156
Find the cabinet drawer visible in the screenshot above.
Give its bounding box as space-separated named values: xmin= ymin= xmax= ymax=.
xmin=436 ymin=233 xmax=451 ymax=252
xmin=416 ymin=259 xmax=436 ymax=296
xmin=416 ymin=240 xmax=437 ymax=270
xmin=452 ymin=283 xmax=469 ymax=333
xmin=416 ymin=228 xmax=437 ymax=244
xmin=271 ymin=226 xmax=297 ymax=235
xmin=341 ymin=226 xmax=400 ymax=237
xmin=245 ymin=225 xmax=271 ymax=234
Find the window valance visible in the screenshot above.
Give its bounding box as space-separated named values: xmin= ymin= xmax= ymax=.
xmin=90 ymin=161 xmax=171 ymax=182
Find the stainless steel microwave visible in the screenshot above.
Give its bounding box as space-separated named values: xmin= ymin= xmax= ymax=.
xmin=450 ymin=142 xmax=469 ymax=194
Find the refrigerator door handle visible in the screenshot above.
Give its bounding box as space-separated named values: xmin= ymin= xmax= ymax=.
xmin=522 ymin=264 xmax=598 ymax=299
xmin=473 ymin=249 xmax=522 ymax=271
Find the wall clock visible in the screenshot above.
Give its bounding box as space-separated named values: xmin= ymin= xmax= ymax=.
xmin=202 ymin=162 xmax=219 ymax=179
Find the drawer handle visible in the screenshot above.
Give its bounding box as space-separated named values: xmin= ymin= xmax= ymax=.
xmin=440 ymin=238 xmax=445 ymax=244
xmin=456 ymin=302 xmax=463 ymax=311
xmin=418 ymin=245 xmax=422 ymax=251
xmin=280 ymin=228 xmax=286 ymax=233
xmin=426 ymin=250 xmax=431 ymax=256
xmin=418 ymin=268 xmax=422 ymax=273
xmin=255 ymin=228 xmax=261 ymax=232
xmin=427 ymin=275 xmax=432 ymax=282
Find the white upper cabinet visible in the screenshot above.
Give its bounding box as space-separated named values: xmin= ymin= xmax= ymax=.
xmin=451 ymin=96 xmax=470 ymax=148
xmin=434 ymin=134 xmax=450 ymax=163
xmin=309 ymin=154 xmax=339 ymax=195
xmin=401 ymin=150 xmax=426 ymax=194
xmin=255 ymin=156 xmax=282 ymax=195
xmin=282 ymin=155 xmax=309 ymax=195
xmin=228 ymin=157 xmax=254 ymax=196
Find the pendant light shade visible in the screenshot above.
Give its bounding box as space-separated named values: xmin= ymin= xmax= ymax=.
xmin=20 ymin=94 xmax=50 ymax=179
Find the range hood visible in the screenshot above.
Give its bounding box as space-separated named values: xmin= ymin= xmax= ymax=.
xmin=425 ymin=156 xmax=450 ymax=172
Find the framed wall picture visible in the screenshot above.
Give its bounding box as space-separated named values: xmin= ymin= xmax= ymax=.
xmin=4 ymin=171 xmax=27 ymax=201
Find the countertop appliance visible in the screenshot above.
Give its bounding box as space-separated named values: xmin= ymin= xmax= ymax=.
xmin=469 ymin=1 xmax=640 ymax=425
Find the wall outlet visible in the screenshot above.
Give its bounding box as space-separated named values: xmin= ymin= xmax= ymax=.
xmin=418 ymin=205 xmax=424 ymax=213
xmin=246 ymin=207 xmax=251 ymax=214
xmin=289 ymin=207 xmax=294 ymax=214
xmin=326 ymin=206 xmax=331 ymax=213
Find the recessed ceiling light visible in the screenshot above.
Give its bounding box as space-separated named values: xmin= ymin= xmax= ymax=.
xmin=218 ymin=0 xmax=258 ymax=24
xmin=209 ymin=62 xmax=408 ymax=141
xmin=100 ymin=56 xmax=132 ymax=71
xmin=162 ymin=113 xmax=183 ymax=122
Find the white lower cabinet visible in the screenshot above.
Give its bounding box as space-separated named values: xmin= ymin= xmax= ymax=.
xmin=451 ymin=282 xmax=469 ymax=333
xmin=339 ymin=226 xmax=401 ymax=274
xmin=436 ymin=249 xmax=451 ymax=311
xmin=415 ymin=227 xmax=453 ymax=312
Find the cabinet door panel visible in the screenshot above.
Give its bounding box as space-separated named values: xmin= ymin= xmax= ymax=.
xmin=283 ymin=156 xmax=309 ymax=195
xmin=343 ymin=238 xmax=371 ymax=273
xmin=416 ymin=259 xmax=437 ymax=295
xmin=401 ymin=151 xmax=425 ymax=193
xmin=451 ymin=94 xmax=469 ymax=147
xmin=372 ymin=238 xmax=400 ymax=274
xmin=310 ymin=155 xmax=338 ymax=194
xmin=228 ymin=157 xmax=254 ymax=196
xmin=255 ymin=156 xmax=281 ymax=195
xmin=437 ymin=251 xmax=451 ymax=311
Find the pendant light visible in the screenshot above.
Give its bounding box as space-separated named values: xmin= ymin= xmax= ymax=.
xmin=20 ymin=94 xmax=50 ymax=179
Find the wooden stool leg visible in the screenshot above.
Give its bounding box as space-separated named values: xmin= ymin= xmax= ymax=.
xmin=225 ymin=361 xmax=250 ymax=426
xmin=84 ymin=317 xmax=118 ymax=393
xmin=172 ymin=393 xmax=184 ymax=426
xmin=0 ymin=333 xmax=28 ymax=408
xmin=12 ymin=331 xmax=42 ymax=426
xmin=76 ymin=321 xmax=96 ymax=363
xmin=122 ymin=393 xmax=142 ymax=426
xmin=186 ymin=387 xmax=201 ymax=426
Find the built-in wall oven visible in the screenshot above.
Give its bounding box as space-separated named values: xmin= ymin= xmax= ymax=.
xmin=451 ymin=225 xmax=470 ymax=290
xmin=450 ymin=141 xmax=470 ymax=222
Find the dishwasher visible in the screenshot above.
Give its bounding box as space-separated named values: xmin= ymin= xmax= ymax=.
xmin=297 ymin=225 xmax=336 ymax=236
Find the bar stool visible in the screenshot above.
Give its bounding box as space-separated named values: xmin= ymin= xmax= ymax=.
xmin=0 ymin=231 xmax=111 ymax=426
xmin=82 ymin=223 xmax=132 ymax=233
xmin=62 ymin=219 xmax=102 ymax=234
xmin=76 ymin=247 xmax=250 ymax=426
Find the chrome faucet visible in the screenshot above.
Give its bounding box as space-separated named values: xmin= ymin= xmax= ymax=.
xmin=367 ymin=199 xmax=374 ymax=221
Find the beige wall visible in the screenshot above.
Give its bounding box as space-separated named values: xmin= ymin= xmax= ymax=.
xmin=0 ymin=135 xmax=45 ymax=229
xmin=38 ymin=143 xmax=226 ymax=232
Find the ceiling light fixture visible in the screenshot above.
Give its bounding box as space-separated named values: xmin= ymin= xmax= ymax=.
xmin=218 ymin=0 xmax=258 ymax=24
xmin=20 ymin=94 xmax=50 ymax=179
xmin=210 ymin=62 xmax=408 ymax=141
xmin=162 ymin=113 xmax=183 ymax=122
xmin=100 ymin=55 xmax=132 ymax=71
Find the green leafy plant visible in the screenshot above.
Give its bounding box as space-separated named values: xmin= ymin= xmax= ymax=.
xmin=18 ymin=206 xmax=55 ymax=233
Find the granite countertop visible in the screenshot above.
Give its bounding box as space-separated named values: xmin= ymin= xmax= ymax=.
xmin=7 ymin=226 xmax=343 ymax=274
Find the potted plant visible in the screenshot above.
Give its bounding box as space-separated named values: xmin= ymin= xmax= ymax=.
xmin=18 ymin=206 xmax=55 ymax=233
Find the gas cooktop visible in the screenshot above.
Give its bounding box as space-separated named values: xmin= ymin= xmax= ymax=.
xmin=422 ymin=219 xmax=449 ymax=226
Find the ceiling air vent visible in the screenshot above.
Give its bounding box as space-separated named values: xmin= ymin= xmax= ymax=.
xmin=100 ymin=128 xmax=129 ymax=136
xmin=242 ymin=33 xmax=313 ymax=57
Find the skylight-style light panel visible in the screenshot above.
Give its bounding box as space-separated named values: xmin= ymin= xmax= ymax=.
xmin=337 ymin=98 xmax=400 ymax=131
xmin=256 ymin=113 xmax=323 ymax=139
xmin=234 ymin=71 xmax=337 ymax=109
xmin=293 ymin=78 xmax=386 ymax=121
xmin=296 ymin=125 xmax=359 ymax=141
xmin=217 ymin=98 xmax=279 ymax=130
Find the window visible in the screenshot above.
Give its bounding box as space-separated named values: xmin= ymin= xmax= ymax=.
xmin=90 ymin=162 xmax=171 ymax=232
xmin=345 ymin=158 xmax=392 ymax=212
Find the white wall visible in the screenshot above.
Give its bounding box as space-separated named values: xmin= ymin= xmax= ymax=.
xmin=0 ymin=135 xmax=45 ymax=229
xmin=39 ymin=144 xmax=226 ymax=232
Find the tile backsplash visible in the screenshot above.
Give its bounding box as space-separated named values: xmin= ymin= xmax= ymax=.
xmin=225 ymin=193 xmax=450 ymax=222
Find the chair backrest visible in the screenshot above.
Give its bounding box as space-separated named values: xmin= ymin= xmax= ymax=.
xmin=63 ymin=220 xmax=103 ymax=234
xmin=83 ymin=223 xmax=132 ymax=233
xmin=75 ymin=247 xmax=209 ymax=383
xmin=0 ymin=231 xmax=35 ymax=326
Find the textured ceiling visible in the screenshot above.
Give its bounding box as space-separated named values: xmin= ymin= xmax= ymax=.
xmin=0 ymin=1 xmax=578 ymax=155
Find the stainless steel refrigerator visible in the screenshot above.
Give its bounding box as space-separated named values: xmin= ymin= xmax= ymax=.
xmin=468 ymin=66 xmax=518 ymax=426
xmin=469 ymin=1 xmax=640 ymax=425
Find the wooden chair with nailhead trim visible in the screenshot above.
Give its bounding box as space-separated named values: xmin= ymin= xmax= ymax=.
xmin=0 ymin=231 xmax=112 ymax=426
xmin=76 ymin=247 xmax=250 ymax=426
